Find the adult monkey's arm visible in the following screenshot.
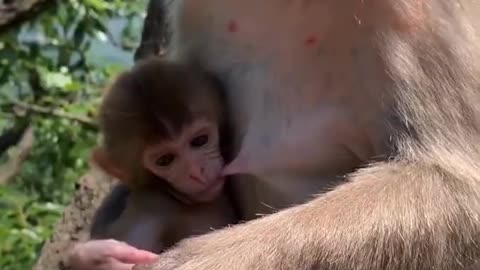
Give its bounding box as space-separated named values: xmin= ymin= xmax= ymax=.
xmin=136 ymin=161 xmax=480 ymax=270
xmin=136 ymin=0 xmax=480 ymax=269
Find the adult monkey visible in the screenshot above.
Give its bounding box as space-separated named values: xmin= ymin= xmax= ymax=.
xmin=70 ymin=0 xmax=480 ymax=269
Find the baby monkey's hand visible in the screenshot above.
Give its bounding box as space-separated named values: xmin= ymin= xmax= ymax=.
xmin=68 ymin=239 xmax=158 ymax=270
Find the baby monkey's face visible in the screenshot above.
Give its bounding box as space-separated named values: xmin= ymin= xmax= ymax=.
xmin=143 ymin=119 xmax=225 ymax=202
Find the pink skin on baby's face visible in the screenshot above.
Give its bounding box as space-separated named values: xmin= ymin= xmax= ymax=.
xmin=143 ymin=119 xmax=225 ymax=203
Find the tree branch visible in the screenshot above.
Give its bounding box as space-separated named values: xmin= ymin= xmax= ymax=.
xmin=3 ymin=95 xmax=97 ymax=129
xmin=0 ymin=125 xmax=34 ymax=185
xmin=134 ymin=0 xmax=169 ymax=61
xmin=0 ymin=0 xmax=54 ymax=32
xmin=33 ymin=172 xmax=115 ymax=270
xmin=0 ymin=121 xmax=29 ymax=155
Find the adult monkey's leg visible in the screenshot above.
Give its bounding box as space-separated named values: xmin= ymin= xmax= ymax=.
xmin=136 ymin=0 xmax=480 ymax=269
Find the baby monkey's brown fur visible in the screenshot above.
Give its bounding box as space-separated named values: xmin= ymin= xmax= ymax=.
xmin=90 ymin=57 xmax=237 ymax=253
xmin=94 ymin=58 xmax=226 ymax=191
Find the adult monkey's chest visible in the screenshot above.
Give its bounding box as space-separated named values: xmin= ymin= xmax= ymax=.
xmin=169 ymin=0 xmax=388 ymax=218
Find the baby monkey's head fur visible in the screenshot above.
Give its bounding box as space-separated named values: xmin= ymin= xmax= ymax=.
xmin=94 ymin=57 xmax=227 ymax=192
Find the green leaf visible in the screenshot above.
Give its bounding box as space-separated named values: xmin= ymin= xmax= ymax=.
xmin=0 ymin=1 xmax=149 ymax=268
xmin=83 ymin=0 xmax=110 ymax=11
xmin=42 ymin=72 xmax=73 ymax=89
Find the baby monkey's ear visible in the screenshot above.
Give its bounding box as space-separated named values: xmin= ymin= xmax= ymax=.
xmin=142 ymin=146 xmax=168 ymax=178
xmin=90 ymin=147 xmax=130 ymax=182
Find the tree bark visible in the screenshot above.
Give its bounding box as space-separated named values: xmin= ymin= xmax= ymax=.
xmin=0 ymin=125 xmax=34 ymax=185
xmin=32 ymin=171 xmax=114 ymax=270
xmin=134 ymin=0 xmax=169 ymax=61
xmin=0 ymin=0 xmax=54 ymax=32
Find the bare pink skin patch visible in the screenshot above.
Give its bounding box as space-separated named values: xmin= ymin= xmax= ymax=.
xmin=304 ymin=35 xmax=318 ymax=47
xmin=228 ymin=20 xmax=238 ymax=33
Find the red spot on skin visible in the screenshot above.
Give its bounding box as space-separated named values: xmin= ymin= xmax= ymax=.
xmin=395 ymin=9 xmax=425 ymax=33
xmin=304 ymin=35 xmax=317 ymax=47
xmin=228 ymin=20 xmax=238 ymax=33
xmin=391 ymin=1 xmax=426 ymax=34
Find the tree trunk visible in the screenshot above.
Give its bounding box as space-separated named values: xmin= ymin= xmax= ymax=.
xmin=32 ymin=171 xmax=114 ymax=270
xmin=134 ymin=0 xmax=168 ymax=61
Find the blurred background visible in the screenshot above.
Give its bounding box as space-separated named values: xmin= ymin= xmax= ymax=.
xmin=0 ymin=1 xmax=148 ymax=269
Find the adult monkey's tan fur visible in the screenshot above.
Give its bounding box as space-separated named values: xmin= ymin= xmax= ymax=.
xmin=136 ymin=0 xmax=480 ymax=269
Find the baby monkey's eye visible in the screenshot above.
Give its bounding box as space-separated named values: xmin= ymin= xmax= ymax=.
xmin=190 ymin=134 xmax=209 ymax=148
xmin=156 ymin=153 xmax=175 ymax=167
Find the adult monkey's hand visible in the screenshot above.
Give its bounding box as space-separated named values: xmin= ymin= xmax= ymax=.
xmin=69 ymin=239 xmax=158 ymax=270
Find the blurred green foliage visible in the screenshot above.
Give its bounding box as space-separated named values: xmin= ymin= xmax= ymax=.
xmin=0 ymin=0 xmax=147 ymax=269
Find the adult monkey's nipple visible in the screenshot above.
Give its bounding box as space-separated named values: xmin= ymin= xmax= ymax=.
xmin=222 ymin=142 xmax=276 ymax=177
xmin=222 ymin=154 xmax=249 ymax=176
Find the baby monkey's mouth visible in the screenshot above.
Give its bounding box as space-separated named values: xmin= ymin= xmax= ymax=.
xmin=194 ymin=176 xmax=225 ymax=202
xmin=190 ymin=175 xmax=206 ymax=183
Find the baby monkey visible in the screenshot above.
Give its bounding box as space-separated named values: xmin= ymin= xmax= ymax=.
xmin=90 ymin=58 xmax=237 ymax=253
